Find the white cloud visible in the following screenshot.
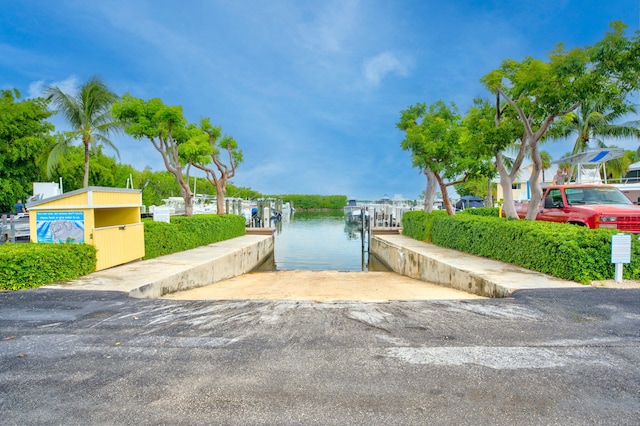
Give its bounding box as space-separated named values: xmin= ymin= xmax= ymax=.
xmin=27 ymin=81 xmax=45 ymax=99
xmin=294 ymin=0 xmax=360 ymax=55
xmin=28 ymin=75 xmax=78 ymax=99
xmin=362 ymin=52 xmax=411 ymax=87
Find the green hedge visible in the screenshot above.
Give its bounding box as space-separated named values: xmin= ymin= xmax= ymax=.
xmin=458 ymin=207 xmax=500 ymax=217
xmin=143 ymin=214 xmax=246 ymax=259
xmin=402 ymin=210 xmax=448 ymax=242
xmin=278 ymin=194 xmax=347 ymax=210
xmin=0 ymin=214 xmax=247 ymax=290
xmin=0 ymin=243 xmax=96 ymax=290
xmin=403 ymin=210 xmax=640 ymax=284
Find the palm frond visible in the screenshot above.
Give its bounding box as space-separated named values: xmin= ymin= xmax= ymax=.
xmin=46 ymin=133 xmax=73 ymax=177
xmin=45 ymin=77 xmax=121 ymax=187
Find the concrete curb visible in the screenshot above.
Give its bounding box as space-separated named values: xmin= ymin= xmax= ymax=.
xmin=371 ymin=234 xmax=583 ymax=297
xmin=45 ymin=234 xmax=274 ymax=298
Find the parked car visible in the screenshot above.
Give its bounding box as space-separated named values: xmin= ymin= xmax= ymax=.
xmin=504 ymin=184 xmax=640 ymax=232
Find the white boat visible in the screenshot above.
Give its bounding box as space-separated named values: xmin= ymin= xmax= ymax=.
xmin=0 ymin=212 xmax=30 ymax=243
xmin=610 ymin=162 xmax=640 ymax=204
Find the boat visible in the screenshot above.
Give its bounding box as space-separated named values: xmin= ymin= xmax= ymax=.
xmin=550 ymin=149 xmax=640 ymax=204
xmin=344 ymin=194 xmax=411 ymax=227
xmin=610 ymin=162 xmax=640 ymax=204
xmin=0 ymin=212 xmax=30 ymax=243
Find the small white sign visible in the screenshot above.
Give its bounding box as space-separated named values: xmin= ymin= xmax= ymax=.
xmin=611 ymin=233 xmax=631 ymax=264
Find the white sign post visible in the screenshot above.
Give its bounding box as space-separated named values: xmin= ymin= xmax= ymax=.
xmin=611 ymin=234 xmax=632 ymax=283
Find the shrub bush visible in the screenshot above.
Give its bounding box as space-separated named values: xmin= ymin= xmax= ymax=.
xmin=0 ymin=214 xmax=247 ymax=290
xmin=0 ymin=243 xmax=96 ymax=290
xmin=458 ymin=207 xmax=500 ymax=217
xmin=402 ymin=210 xmax=447 ymax=242
xmin=143 ymin=214 xmax=246 ymax=259
xmin=403 ymin=211 xmax=640 ymax=283
xmin=278 ymin=195 xmax=347 ymax=210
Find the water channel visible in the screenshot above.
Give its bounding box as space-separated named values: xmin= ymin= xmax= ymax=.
xmin=254 ymin=211 xmax=390 ymax=272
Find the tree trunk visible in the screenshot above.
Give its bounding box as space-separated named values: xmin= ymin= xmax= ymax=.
xmin=487 ymin=178 xmax=493 ymax=207
xmin=441 ymin=185 xmax=455 ymax=215
xmin=83 ymin=140 xmax=90 ymax=188
xmin=175 ymin=175 xmax=193 ymax=216
xmin=181 ymin=185 xmax=194 ymax=216
xmin=423 ymin=168 xmax=437 ymax=212
xmin=433 ymin=173 xmax=456 ymax=215
xmin=495 ymin=152 xmax=519 ymax=219
xmin=526 ymin=137 xmax=544 ymax=220
xmin=216 ymin=179 xmax=227 ymax=215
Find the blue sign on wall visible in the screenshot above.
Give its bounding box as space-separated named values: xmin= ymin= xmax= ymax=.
xmin=36 ymin=211 xmax=85 ymax=243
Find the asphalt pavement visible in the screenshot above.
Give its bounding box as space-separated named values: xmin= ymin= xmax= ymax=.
xmin=1 ymin=286 xmax=640 ymax=425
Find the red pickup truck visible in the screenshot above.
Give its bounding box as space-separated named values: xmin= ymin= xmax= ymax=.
xmin=507 ymin=184 xmax=640 ymax=232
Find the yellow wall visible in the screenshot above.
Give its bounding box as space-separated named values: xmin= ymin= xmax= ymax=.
xmin=93 ymin=223 xmax=145 ymax=271
xmin=28 ymin=188 xmax=144 ymax=270
xmin=92 ymin=190 xmax=141 ymax=207
xmin=32 ymin=192 xmax=88 ymax=209
xmin=94 ymin=207 xmax=140 ymax=228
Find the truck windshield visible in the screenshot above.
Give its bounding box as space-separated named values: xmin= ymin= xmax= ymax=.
xmin=565 ymin=187 xmax=632 ymax=205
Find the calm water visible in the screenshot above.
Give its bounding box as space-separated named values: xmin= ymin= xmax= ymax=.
xmin=255 ymin=211 xmax=388 ymax=272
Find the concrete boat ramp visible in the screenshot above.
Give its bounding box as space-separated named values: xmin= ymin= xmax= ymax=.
xmin=46 ymin=233 xmax=583 ymax=300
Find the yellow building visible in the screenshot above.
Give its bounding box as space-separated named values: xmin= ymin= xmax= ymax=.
xmin=495 ymin=163 xmax=562 ymax=202
xmin=28 ymin=187 xmax=145 ymax=271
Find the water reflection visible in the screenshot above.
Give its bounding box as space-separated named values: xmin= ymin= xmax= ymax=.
xmin=255 ymin=211 xmax=388 ymax=272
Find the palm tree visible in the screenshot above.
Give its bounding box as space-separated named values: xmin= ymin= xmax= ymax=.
xmin=558 ymin=99 xmax=640 ymax=155
xmin=46 ymin=77 xmax=121 ymax=188
xmin=603 ymin=145 xmax=633 ymax=182
xmin=540 ymin=150 xmax=552 ymax=182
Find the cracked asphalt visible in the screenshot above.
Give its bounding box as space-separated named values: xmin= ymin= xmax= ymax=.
xmin=1 ymin=287 xmax=640 ymax=425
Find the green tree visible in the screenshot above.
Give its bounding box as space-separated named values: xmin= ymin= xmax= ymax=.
xmin=134 ymin=169 xmax=183 ymax=208
xmin=454 ymin=177 xmax=495 ymax=199
xmin=396 ymin=104 xmax=439 ymax=212
xmin=554 ymin=99 xmax=640 ymax=155
xmin=398 ymin=101 xmax=489 ymax=215
xmin=45 ymin=77 xmax=121 ymax=188
xmin=540 ymin=150 xmax=552 ymax=182
xmin=482 ymin=21 xmax=640 ymax=219
xmin=48 ymin=145 xmax=129 ymax=192
xmin=0 ymin=89 xmax=54 ymax=212
xmin=182 ymin=118 xmax=243 ymax=215
xmin=551 ymin=98 xmax=640 ymax=182
xmin=462 ymin=97 xmax=523 ymax=217
xmin=112 ymin=95 xmax=196 ymax=215
xmin=601 ymin=145 xmax=633 ymax=181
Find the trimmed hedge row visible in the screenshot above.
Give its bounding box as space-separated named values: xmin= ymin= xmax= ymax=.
xmin=143 ymin=214 xmax=246 ymax=259
xmin=278 ymin=194 xmax=347 ymax=210
xmin=458 ymin=207 xmax=500 ymax=217
xmin=402 ymin=209 xmax=640 ymax=283
xmin=401 ymin=210 xmax=447 ymax=242
xmin=0 ymin=214 xmax=247 ymax=290
xmin=0 ymin=243 xmax=97 ymax=290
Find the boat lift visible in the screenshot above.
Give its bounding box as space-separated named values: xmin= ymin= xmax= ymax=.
xmin=552 ymin=148 xmax=625 ymax=184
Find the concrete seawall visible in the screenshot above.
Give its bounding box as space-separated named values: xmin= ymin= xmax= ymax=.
xmin=47 ymin=234 xmax=274 ymax=298
xmin=371 ymin=234 xmax=581 ymax=297
xmin=47 ymin=231 xmax=581 ymax=300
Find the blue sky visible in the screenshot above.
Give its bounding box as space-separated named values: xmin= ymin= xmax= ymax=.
xmin=1 ymin=0 xmax=638 ymax=200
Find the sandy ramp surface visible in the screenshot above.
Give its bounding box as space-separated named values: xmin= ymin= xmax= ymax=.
xmin=162 ymin=270 xmax=485 ymax=301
